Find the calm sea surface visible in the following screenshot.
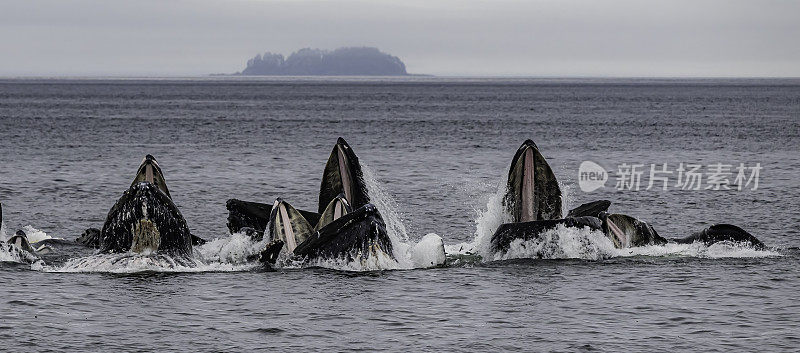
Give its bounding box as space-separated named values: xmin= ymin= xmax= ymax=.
xmin=1 ymin=77 xmax=799 ymax=351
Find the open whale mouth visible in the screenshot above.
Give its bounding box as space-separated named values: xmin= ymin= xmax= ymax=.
xmin=269 ymin=199 xmax=314 ymax=254
xmin=505 ymin=139 xmax=562 ymax=223
xmin=319 ymin=137 xmax=369 ymax=214
xmin=603 ymin=216 xmax=629 ymax=248
xmin=336 ymin=140 xmax=354 ymax=205
xmin=517 ymin=141 xmax=536 ymax=222
xmin=132 ymin=154 xmax=171 ymax=198
xmin=316 ymin=193 xmax=352 ymax=231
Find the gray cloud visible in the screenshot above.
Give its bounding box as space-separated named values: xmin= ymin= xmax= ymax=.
xmin=1 ymin=0 xmax=798 ymax=76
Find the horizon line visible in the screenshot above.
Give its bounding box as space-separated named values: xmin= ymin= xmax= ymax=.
xmin=2 ymin=74 xmax=800 ymax=80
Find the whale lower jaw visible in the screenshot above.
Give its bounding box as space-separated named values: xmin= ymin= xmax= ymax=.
xmin=131 ymin=218 xmax=161 ymax=254
xmin=100 ymin=182 xmax=193 ymax=256
xmin=295 ymin=204 xmax=394 ymax=264
xmin=260 ymin=204 xmax=394 ymax=266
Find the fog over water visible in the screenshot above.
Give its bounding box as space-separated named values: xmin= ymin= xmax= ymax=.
xmin=1 ymin=0 xmax=799 ymax=76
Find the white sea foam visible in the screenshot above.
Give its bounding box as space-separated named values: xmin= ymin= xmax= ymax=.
xmin=492 ymin=225 xmax=781 ymax=261
xmin=451 ymin=181 xmax=781 ymax=263
xmin=0 ymin=245 xmax=19 ymax=263
xmin=410 ymin=233 xmax=446 ymax=268
xmin=50 ymin=252 xmax=257 ymax=273
xmin=195 ymin=232 xmax=267 ymax=264
xmin=612 ymin=241 xmax=781 ymax=259
xmin=299 ymin=248 xmax=402 ymax=271
xmin=20 ymin=225 xmax=62 ymax=243
xmin=494 ymin=225 xmax=617 ymax=261
xmin=46 ymin=232 xmax=264 ymax=273
xmin=1 ymin=222 xmax=42 ymax=266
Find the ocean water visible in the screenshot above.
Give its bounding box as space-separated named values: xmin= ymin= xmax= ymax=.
xmin=1 ymin=77 xmax=798 ymax=351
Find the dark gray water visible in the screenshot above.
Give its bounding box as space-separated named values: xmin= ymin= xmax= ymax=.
xmin=1 ymin=77 xmax=799 ymax=351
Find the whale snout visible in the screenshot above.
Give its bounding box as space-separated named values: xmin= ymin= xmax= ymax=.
xmin=132 ymin=155 xmax=171 ymax=198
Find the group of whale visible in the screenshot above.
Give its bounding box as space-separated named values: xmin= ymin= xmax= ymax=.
xmin=0 ymin=137 xmax=765 ymax=269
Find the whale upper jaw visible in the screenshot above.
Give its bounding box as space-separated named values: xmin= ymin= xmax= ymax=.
xmin=504 ymin=139 xmax=562 ymax=223
xmin=319 ymin=137 xmax=370 ymax=214
xmin=131 ymin=154 xmax=171 ymax=198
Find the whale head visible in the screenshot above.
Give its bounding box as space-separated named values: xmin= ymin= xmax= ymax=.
xmin=503 ymin=139 xmax=562 ymax=223
xmin=8 ymin=230 xmax=35 ymax=253
xmin=268 ymin=198 xmax=315 ymax=254
xmin=600 ymin=212 xmax=666 ymax=248
xmin=315 ymin=193 xmax=353 ymax=231
xmin=131 ymin=154 xmax=171 ymax=198
xmin=319 ymin=137 xmax=370 ymax=214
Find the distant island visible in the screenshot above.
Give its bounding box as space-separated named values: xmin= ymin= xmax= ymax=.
xmin=238 ymin=47 xmax=408 ymax=76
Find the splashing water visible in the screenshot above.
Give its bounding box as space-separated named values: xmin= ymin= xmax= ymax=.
xmin=43 ymin=231 xmax=265 ymax=273
xmin=447 ymin=177 xmax=779 ymax=264
xmin=613 ymin=241 xmax=781 ymax=259
xmin=302 ymin=248 xmax=402 ymax=271
xmin=50 ymin=253 xmax=256 ymax=273
xmin=195 ymin=232 xmax=267 ymax=265
xmin=361 ymin=165 xmax=410 ymax=244
xmin=0 ymin=221 xmax=7 ymax=242
xmin=495 ymin=225 xmax=618 ymax=261
xmin=0 ymin=246 xmax=19 ymax=263
xmin=20 ymin=225 xmax=61 ymax=243
xmin=361 ymin=164 xmax=445 ymax=269
xmin=0 ymin=223 xmax=44 ymax=266
xmin=445 ymin=177 xmax=511 ymax=259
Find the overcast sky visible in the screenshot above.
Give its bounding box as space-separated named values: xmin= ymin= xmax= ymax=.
xmin=1 ymin=0 xmax=798 ymax=77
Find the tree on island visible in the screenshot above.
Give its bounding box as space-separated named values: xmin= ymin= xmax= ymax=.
xmin=240 ymin=47 xmax=407 ymax=76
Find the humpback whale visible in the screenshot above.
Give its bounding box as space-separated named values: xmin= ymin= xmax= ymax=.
xmin=490 ymin=140 xmax=567 ymax=252
xmin=97 ymin=155 xmax=194 ymax=256
xmin=226 ymin=138 xmax=397 ymax=266
xmin=268 ymin=199 xmax=315 ymax=255
xmin=672 ymin=224 xmax=765 ymax=250
xmin=1 ymin=204 xmax=55 ymax=264
xmin=226 ymin=199 xmax=321 ymax=240
xmin=489 ymin=139 xmax=766 ymax=255
xmin=294 ymin=203 xmax=391 ymax=263
xmin=596 ymin=214 xmax=763 ymax=249
xmin=2 ymin=231 xmax=41 ymax=264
